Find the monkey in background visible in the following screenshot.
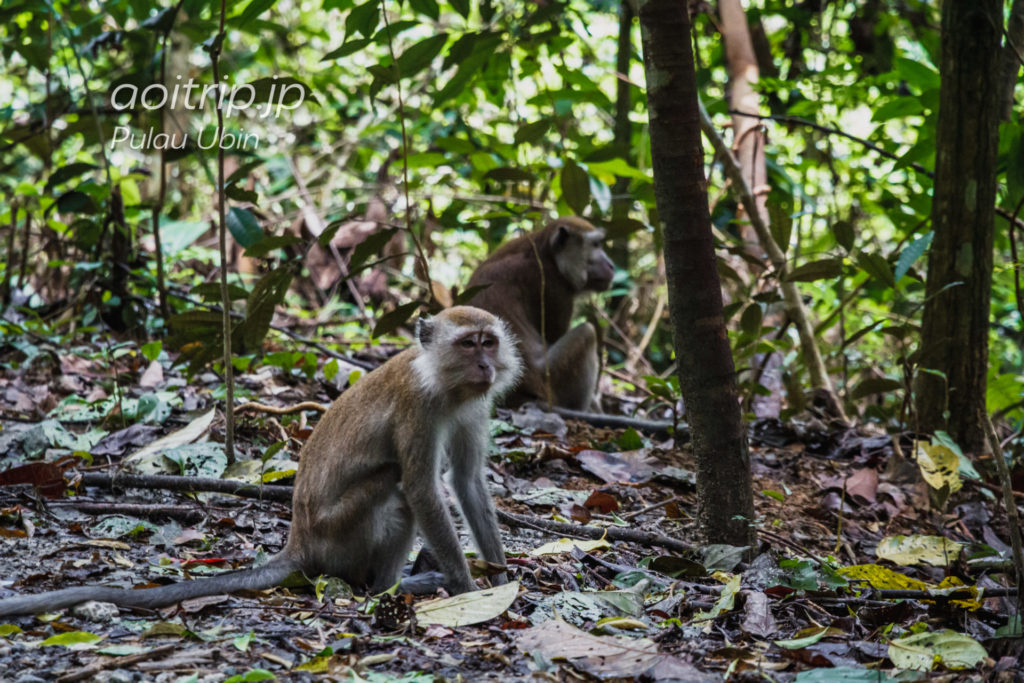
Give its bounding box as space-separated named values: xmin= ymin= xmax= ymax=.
xmin=0 ymin=306 xmax=521 ymax=616
xmin=467 ymin=217 xmax=615 ymax=411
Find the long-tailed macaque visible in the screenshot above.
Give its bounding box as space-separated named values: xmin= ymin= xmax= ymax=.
xmin=0 ymin=307 xmax=521 ymax=617
xmin=466 ymin=217 xmax=615 ymax=410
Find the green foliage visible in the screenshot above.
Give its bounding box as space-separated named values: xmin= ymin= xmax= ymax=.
xmin=0 ymin=0 xmax=1020 ymax=433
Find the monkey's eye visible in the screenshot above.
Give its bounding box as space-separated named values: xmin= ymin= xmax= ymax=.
xmin=481 ymin=338 xmax=496 ymax=348
xmin=459 ymin=338 xmax=476 ymax=349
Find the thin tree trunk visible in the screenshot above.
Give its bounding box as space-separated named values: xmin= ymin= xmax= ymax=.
xmin=634 ymin=0 xmax=755 ymax=548
xmin=915 ymin=0 xmax=1001 ymax=455
xmin=611 ymin=0 xmax=634 ymax=236
xmin=719 ymin=0 xmax=766 ymax=262
xmin=719 ymin=0 xmax=786 ymax=420
xmin=999 ymin=0 xmax=1024 ymax=120
xmin=697 ymin=102 xmax=847 ymax=422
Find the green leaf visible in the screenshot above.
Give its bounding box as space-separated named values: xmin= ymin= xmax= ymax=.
xmin=739 ymin=303 xmax=763 ymax=335
xmin=226 ymin=207 xmax=264 ymax=248
xmin=895 ymin=56 xmax=941 ymax=91
xmin=349 ymin=228 xmax=399 ymax=273
xmin=242 ymin=267 xmax=294 ymax=350
xmin=560 ymin=161 xmax=590 ymax=214
xmin=775 ymin=625 xmax=831 ymax=649
xmin=224 ymin=669 xmax=276 ymax=683
xmin=45 ymin=163 xmax=98 ymax=192
xmin=322 ymin=37 xmax=371 ymax=61
xmin=141 ymin=341 xmax=162 ymax=362
xmin=767 ymin=202 xmax=793 ymax=253
xmin=55 ymin=190 xmax=98 ymax=215
xmin=396 ymin=34 xmax=448 ymax=79
xmin=857 ymin=252 xmax=895 ymax=287
xmin=226 ymin=159 xmax=265 ymax=187
xmin=450 ymin=0 xmax=470 ymax=19
xmin=141 ymin=7 xmax=178 ymax=32
xmin=783 ymin=258 xmax=843 ymax=282
xmin=616 ymin=428 xmax=644 ymax=450
xmin=234 ymin=0 xmax=276 ymax=28
xmin=484 ymin=167 xmax=535 ymax=183
xmin=832 ymin=220 xmax=855 ymax=252
xmin=243 ymin=234 xmax=303 ymax=259
xmin=346 ymin=1 xmax=379 ymax=38
xmin=372 ymin=301 xmax=422 ymax=339
xmin=871 ymin=97 xmax=924 ymax=122
xmin=192 ymin=282 xmax=250 ymax=302
xmin=514 ymin=119 xmax=551 ymax=145
xmin=1004 ymin=126 xmax=1024 ymax=209
xmin=41 ymin=631 xmax=104 ymax=649
xmin=233 ymin=630 xmax=255 ymax=652
xmin=408 ymin=0 xmax=439 ymax=20
xmin=225 ymin=185 xmax=258 ymax=203
xmin=894 ymin=231 xmax=933 ymax=283
xmin=850 ymin=377 xmax=902 ymax=400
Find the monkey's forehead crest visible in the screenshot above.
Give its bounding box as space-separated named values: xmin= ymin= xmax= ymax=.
xmin=439 ymin=305 xmax=499 ymax=328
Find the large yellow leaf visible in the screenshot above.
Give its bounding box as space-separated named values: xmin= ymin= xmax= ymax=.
xmin=838 ymin=564 xmax=932 ymax=590
xmin=875 ymin=535 xmax=964 ymax=566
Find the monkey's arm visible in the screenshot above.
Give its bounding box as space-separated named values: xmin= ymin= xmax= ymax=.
xmin=400 ymin=433 xmax=476 ymax=595
xmin=449 ymin=417 xmax=507 ymax=585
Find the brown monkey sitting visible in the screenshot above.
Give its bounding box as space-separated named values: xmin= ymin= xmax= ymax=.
xmin=466 ymin=217 xmax=615 ymax=410
xmin=0 ymin=306 xmax=521 ymax=616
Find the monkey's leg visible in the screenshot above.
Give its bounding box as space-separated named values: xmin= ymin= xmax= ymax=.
xmin=450 ymin=420 xmax=508 ymax=585
xmin=399 ymin=431 xmax=477 ymax=595
xmin=543 ymin=322 xmax=600 ymax=411
xmin=366 ymin=493 xmax=417 ymax=592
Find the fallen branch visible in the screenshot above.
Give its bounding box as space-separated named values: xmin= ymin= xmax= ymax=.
xmin=496 ymin=509 xmax=693 ymax=553
xmin=236 ymin=401 xmax=329 ymax=415
xmin=78 ymin=472 xmax=292 ymax=504
xmin=50 ymin=501 xmax=205 ymax=524
xmin=58 ymin=643 xmax=178 ymax=683
xmin=77 ymin=474 xmax=695 ymax=554
xmin=548 ymin=406 xmax=681 ymax=439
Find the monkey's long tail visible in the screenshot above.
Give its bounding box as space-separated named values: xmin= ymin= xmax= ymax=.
xmin=0 ymin=558 xmax=297 ymax=617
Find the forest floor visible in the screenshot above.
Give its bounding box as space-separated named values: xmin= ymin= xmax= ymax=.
xmin=0 ymin=338 xmax=1020 ymax=682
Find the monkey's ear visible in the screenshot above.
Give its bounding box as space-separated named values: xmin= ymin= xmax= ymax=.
xmin=415 ymin=316 xmax=434 ymax=347
xmin=551 ymin=224 xmax=570 ymax=250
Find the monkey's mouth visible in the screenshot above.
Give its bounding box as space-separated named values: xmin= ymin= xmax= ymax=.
xmin=466 ymin=377 xmax=494 ymax=392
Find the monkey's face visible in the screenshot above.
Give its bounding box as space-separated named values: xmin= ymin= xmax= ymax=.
xmin=455 ymin=331 xmax=501 ymax=392
xmin=584 ymin=233 xmax=615 ymax=292
xmin=552 ymin=222 xmax=615 ymax=292
xmin=413 ymin=306 xmax=523 ymax=402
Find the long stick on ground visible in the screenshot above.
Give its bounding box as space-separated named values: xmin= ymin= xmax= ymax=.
xmin=75 ymin=473 xmax=693 ymax=554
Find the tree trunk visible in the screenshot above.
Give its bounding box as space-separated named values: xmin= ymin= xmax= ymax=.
xmin=609 ymin=0 xmax=634 ymax=272
xmin=719 ymin=0 xmax=766 ymax=261
xmin=634 ymin=0 xmax=755 ymax=548
xmin=915 ymin=0 xmax=1001 ymax=456
xmin=999 ymin=0 xmax=1024 ymax=120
